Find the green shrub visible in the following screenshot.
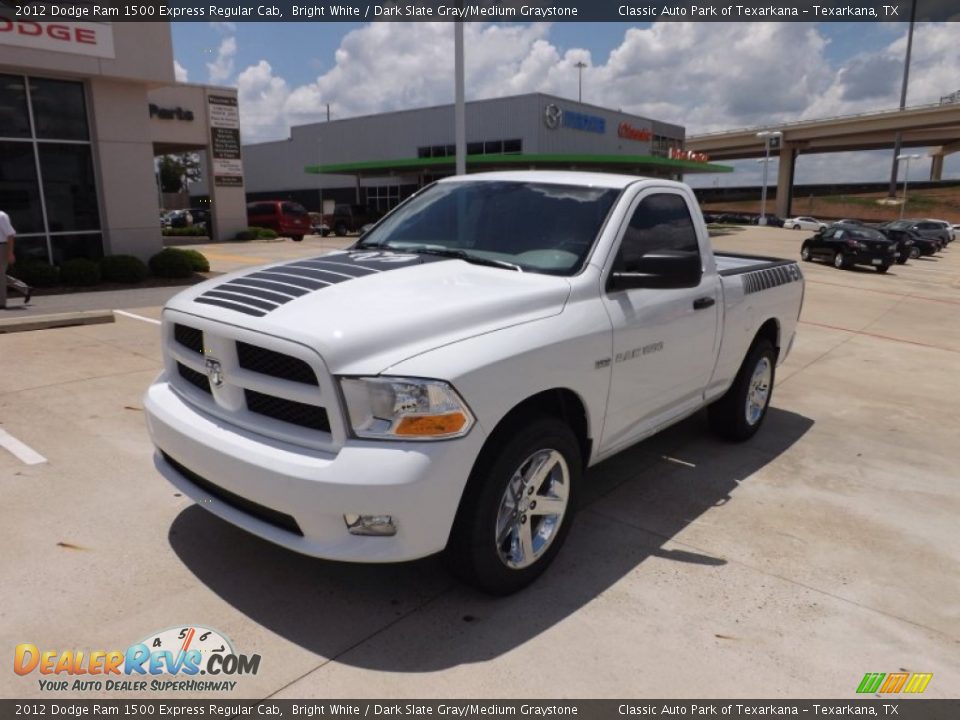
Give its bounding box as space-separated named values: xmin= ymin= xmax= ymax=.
xmin=176 ymin=248 xmax=210 ymax=272
xmin=235 ymin=230 xmax=256 ymax=241
xmin=162 ymin=226 xmax=208 ymax=237
xmin=148 ymin=248 xmax=194 ymax=279
xmin=60 ymin=258 xmax=102 ymax=287
xmin=254 ymin=227 xmax=278 ymax=239
xmin=99 ymin=255 xmax=149 ymax=284
xmin=8 ymin=260 xmax=59 ymax=287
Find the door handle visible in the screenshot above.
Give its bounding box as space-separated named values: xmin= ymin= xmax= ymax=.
xmin=693 ymin=296 xmax=716 ymax=310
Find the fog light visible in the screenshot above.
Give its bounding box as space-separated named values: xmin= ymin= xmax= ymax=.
xmin=344 ymin=514 xmax=397 ymax=536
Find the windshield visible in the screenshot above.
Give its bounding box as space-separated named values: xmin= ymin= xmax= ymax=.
xmin=357 ymin=180 xmax=620 ymax=276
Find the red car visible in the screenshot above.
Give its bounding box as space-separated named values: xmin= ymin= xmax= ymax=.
xmin=246 ymin=201 xmax=310 ymax=242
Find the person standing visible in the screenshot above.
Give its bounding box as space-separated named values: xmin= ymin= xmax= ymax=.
xmin=0 ymin=209 xmax=32 ymax=308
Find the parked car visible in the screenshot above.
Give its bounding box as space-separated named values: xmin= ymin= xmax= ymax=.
xmin=714 ymin=212 xmax=753 ymax=225
xmin=801 ymin=223 xmax=899 ymax=272
xmin=874 ymin=226 xmax=920 ymax=264
xmin=920 ymin=219 xmax=953 ymax=245
xmin=785 ymin=216 xmax=827 ymax=231
xmin=146 ymin=171 xmax=805 ymax=594
xmin=878 ymin=220 xmax=945 ymax=252
xmin=188 ymin=208 xmax=210 ymax=232
xmin=167 ymin=209 xmax=193 ymax=229
xmin=246 ymin=200 xmax=311 ymax=242
xmin=323 ymin=204 xmax=384 ymax=236
xmin=751 ymin=214 xmax=785 ymax=227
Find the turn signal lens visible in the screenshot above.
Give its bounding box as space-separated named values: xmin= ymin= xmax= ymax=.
xmin=395 ymin=413 xmax=468 ymax=436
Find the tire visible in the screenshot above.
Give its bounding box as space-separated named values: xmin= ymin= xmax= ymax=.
xmin=334 ymin=222 xmax=348 ymax=237
xmin=876 ymin=263 xmax=890 ymax=274
xmin=909 ymin=246 xmax=920 ymax=259
xmin=290 ymin=235 xmax=304 ymax=242
xmin=833 ymin=251 xmax=847 ymax=269
xmin=896 ymin=253 xmax=908 ymax=265
xmin=800 ymin=244 xmax=812 ymax=262
xmin=708 ymin=339 xmax=776 ymax=442
xmin=793 ymin=224 xmax=802 ymax=230
xmin=444 ymin=416 xmax=581 ymax=595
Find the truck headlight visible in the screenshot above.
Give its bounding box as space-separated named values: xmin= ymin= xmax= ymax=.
xmin=340 ymin=377 xmax=474 ymax=440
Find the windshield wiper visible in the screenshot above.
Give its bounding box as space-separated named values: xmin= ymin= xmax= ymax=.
xmin=411 ymin=248 xmax=523 ymax=272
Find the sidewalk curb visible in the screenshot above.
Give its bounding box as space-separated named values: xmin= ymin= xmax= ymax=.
xmin=0 ymin=309 xmax=115 ymax=334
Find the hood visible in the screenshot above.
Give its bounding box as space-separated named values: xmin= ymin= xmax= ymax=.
xmin=165 ymin=250 xmax=571 ymax=374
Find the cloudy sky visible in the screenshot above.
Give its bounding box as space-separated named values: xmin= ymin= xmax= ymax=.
xmin=171 ymin=21 xmax=960 ymax=187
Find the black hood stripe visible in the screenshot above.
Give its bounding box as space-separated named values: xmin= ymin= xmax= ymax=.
xmin=195 ymin=251 xmax=451 ymax=318
xmin=223 ymin=278 xmax=309 ymax=297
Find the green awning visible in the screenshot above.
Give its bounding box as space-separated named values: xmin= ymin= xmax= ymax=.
xmin=304 ymin=152 xmax=733 ymax=176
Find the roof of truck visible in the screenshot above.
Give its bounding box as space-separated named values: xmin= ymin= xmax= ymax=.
xmin=437 ymin=170 xmax=686 ymax=190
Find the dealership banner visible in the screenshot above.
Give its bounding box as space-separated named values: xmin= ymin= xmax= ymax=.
xmin=1 ymin=700 xmax=959 ymax=718
xmin=1 ymin=0 xmax=959 ymax=22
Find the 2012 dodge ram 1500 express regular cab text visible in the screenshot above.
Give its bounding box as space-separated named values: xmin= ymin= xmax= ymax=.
xmin=145 ymin=171 xmax=804 ymax=594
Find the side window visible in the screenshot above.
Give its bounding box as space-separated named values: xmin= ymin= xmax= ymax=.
xmin=617 ymin=193 xmax=700 ymax=272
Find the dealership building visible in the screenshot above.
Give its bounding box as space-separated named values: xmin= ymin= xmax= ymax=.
xmin=0 ymin=20 xmax=247 ymax=264
xmin=194 ymin=93 xmax=730 ymax=214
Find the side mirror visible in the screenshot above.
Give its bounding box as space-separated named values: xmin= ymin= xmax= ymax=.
xmin=608 ymin=251 xmax=702 ymax=291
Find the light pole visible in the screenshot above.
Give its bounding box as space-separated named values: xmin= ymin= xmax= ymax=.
xmin=755 ymin=130 xmax=782 ymax=225
xmin=896 ymin=153 xmax=922 ymax=220
xmin=888 ymin=0 xmax=918 ymax=197
xmin=574 ymin=61 xmax=587 ymax=103
xmin=454 ymin=22 xmax=466 ymax=176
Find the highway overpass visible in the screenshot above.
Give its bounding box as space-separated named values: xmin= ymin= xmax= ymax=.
xmin=685 ymin=103 xmax=960 ymax=217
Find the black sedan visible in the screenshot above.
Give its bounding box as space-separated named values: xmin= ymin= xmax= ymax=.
xmin=801 ymin=224 xmax=899 ymax=272
xmin=878 ymin=220 xmax=946 ymax=251
xmin=876 ymin=227 xmax=938 ymax=260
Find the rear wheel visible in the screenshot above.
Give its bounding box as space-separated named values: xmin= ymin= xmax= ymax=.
xmin=833 ymin=251 xmax=847 ymax=269
xmin=792 ymin=224 xmax=802 ymax=230
xmin=709 ymin=339 xmax=776 ymax=442
xmin=876 ymin=263 xmax=891 ymax=274
xmin=290 ymin=235 xmax=304 ymax=242
xmin=445 ymin=416 xmax=580 ymax=595
xmin=334 ymin=222 xmax=348 ymax=237
xmin=800 ymin=244 xmax=812 ymax=262
xmin=909 ymin=246 xmax=920 ymax=259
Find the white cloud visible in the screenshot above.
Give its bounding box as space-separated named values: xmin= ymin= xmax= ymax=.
xmin=206 ymin=36 xmax=237 ymax=84
xmin=237 ymin=60 xmax=291 ymax=141
xmin=209 ymin=21 xmax=237 ymax=33
xmin=173 ymin=60 xmax=188 ymax=83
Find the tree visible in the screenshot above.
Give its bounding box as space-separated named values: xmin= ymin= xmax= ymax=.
xmin=157 ymin=153 xmax=202 ymax=193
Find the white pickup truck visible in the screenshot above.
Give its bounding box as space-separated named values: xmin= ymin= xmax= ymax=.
xmin=145 ymin=171 xmax=804 ymax=594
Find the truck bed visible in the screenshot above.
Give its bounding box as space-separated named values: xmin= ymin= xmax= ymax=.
xmin=714 ymin=252 xmax=798 ymax=276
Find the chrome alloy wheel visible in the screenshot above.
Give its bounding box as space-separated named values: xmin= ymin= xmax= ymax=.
xmin=495 ymin=449 xmax=570 ymax=569
xmin=745 ymin=356 xmax=772 ymax=426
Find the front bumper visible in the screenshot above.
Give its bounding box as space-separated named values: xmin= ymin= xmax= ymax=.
xmin=145 ymin=376 xmax=487 ymax=562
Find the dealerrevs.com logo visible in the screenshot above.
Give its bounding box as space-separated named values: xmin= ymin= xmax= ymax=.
xmin=14 ymin=626 xmax=261 ymax=693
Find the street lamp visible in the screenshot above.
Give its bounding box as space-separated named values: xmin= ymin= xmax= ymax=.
xmin=755 ymin=130 xmax=782 ymax=225
xmin=574 ymin=61 xmax=587 ymax=103
xmin=896 ymin=153 xmax=922 ymax=220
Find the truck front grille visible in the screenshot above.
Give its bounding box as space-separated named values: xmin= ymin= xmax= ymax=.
xmin=165 ymin=316 xmax=340 ymax=452
xmin=245 ymin=389 xmax=330 ymax=432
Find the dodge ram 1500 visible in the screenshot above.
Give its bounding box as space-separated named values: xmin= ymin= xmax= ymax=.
xmin=145 ymin=171 xmax=804 ymax=594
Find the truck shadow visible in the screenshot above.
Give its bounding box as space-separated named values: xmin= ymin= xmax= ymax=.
xmin=169 ymin=406 xmax=812 ymax=672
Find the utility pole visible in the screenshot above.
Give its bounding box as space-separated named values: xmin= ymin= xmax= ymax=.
xmin=574 ymin=61 xmax=587 ymax=103
xmin=454 ymin=22 xmax=466 ymax=176
xmin=888 ymin=0 xmax=917 ymax=197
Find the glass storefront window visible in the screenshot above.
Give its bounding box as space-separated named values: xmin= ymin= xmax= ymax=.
xmin=9 ymin=236 xmax=49 ymax=264
xmin=50 ymin=234 xmax=104 ymax=264
xmin=0 ymin=74 xmax=31 ymax=138
xmin=0 ymin=141 xmax=44 ymax=234
xmin=30 ymin=78 xmax=90 ymax=141
xmin=38 ymin=144 xmax=100 ymax=232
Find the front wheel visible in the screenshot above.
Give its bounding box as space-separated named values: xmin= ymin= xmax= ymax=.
xmin=445 ymin=416 xmax=580 ymax=595
xmin=290 ymin=235 xmax=304 ymax=242
xmin=800 ymin=244 xmax=812 ymax=262
xmin=793 ymin=224 xmax=802 ymax=230
xmin=708 ymin=339 xmax=776 ymax=442
xmin=334 ymin=222 xmax=348 ymax=237
xmin=876 ymin=263 xmax=891 ymax=274
xmin=909 ymin=246 xmax=920 ymax=259
xmin=833 ymin=251 xmax=847 ymax=269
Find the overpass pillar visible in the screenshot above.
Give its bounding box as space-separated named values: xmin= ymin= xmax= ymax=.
xmin=774 ymin=143 xmax=798 ymax=219
xmin=929 ymin=153 xmax=944 ymax=181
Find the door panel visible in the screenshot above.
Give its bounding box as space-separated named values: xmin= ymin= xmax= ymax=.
xmin=599 ymin=191 xmax=720 ymax=454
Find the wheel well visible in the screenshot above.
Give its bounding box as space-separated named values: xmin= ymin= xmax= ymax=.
xmin=756 ymin=318 xmax=780 ymax=358
xmin=487 ymin=389 xmax=592 ymax=469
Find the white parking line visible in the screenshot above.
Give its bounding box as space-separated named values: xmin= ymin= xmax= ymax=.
xmin=114 ymin=310 xmax=161 ymax=326
xmin=0 ymin=429 xmax=47 ymax=465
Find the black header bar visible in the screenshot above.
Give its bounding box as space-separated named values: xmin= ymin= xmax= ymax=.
xmin=1 ymin=0 xmax=959 ymax=22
